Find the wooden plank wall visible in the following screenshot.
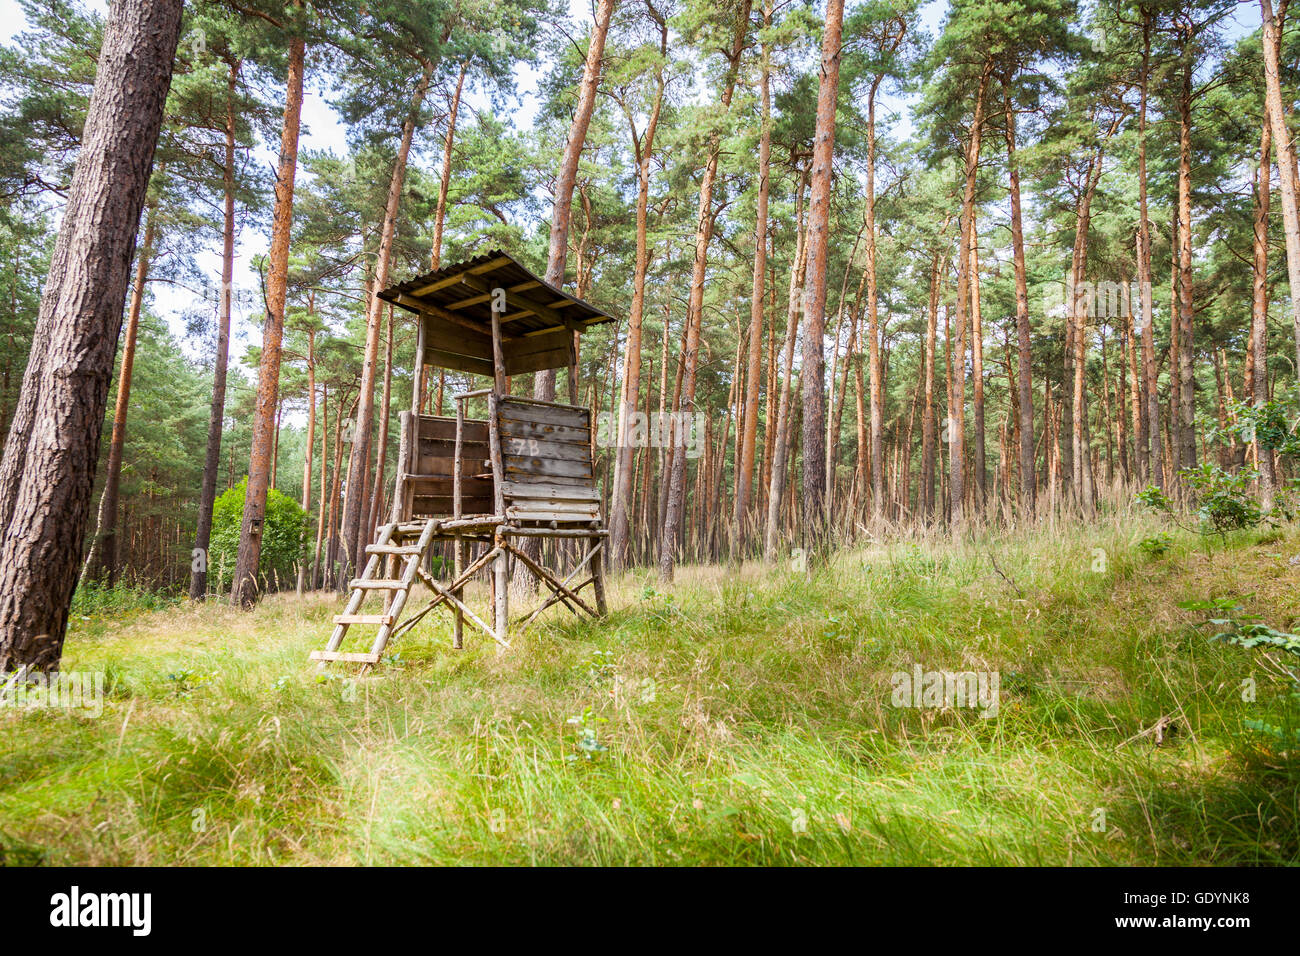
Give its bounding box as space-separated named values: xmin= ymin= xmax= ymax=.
xmin=408 ymin=415 xmax=494 ymax=516
xmin=497 ymin=399 xmax=601 ymax=524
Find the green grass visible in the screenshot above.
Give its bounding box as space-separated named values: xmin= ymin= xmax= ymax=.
xmin=2 ymin=517 xmax=1299 ymax=865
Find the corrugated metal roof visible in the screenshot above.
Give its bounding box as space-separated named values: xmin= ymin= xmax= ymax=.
xmin=377 ymin=249 xmax=614 ymax=337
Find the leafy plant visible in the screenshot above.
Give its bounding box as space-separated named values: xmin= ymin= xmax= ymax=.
xmin=565 ymin=706 xmax=609 ymax=761
xmin=1136 ymin=532 xmax=1173 ymax=557
xmin=207 ymin=478 xmax=307 ymax=593
xmin=1180 ymin=464 xmax=1263 ymax=537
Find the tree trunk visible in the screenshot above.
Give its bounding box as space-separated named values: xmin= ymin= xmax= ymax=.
xmin=798 ymin=0 xmax=845 ymax=549
xmin=1252 ymin=116 xmax=1278 ymax=508
xmin=296 ymin=324 xmax=316 ymax=596
xmin=365 ymin=304 xmax=395 ymax=545
xmin=1003 ymin=88 xmax=1035 ymax=515
xmin=341 ymin=62 xmax=432 ymax=585
xmin=191 ymin=58 xmax=241 ymax=601
xmin=231 ymin=30 xmax=305 ymax=608
xmin=733 ymin=2 xmax=773 ymax=554
xmin=660 ymin=0 xmax=751 ymax=582
xmin=921 ymin=247 xmax=942 ymax=520
xmin=431 ymin=57 xmax=469 ymax=270
xmin=534 ymin=0 xmax=617 ymax=404
xmin=1262 ymin=0 xmax=1300 ymax=372
xmin=1137 ymin=13 xmax=1163 ymax=491
xmin=0 ymin=0 xmax=182 ymax=672
xmin=950 ymin=66 xmax=991 ymax=527
xmin=610 ymin=12 xmax=667 ymax=570
xmin=83 ymin=191 xmax=159 ymax=586
xmin=1175 ymin=56 xmax=1197 ymax=476
xmin=764 ymin=164 xmax=810 ymax=561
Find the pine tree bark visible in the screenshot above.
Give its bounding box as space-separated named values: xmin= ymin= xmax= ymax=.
xmin=83 ymin=191 xmax=159 ymax=586
xmin=431 ymin=57 xmax=469 ymax=271
xmin=733 ymin=2 xmax=773 ymax=554
xmin=1137 ymin=10 xmax=1163 ymax=491
xmin=764 ymin=163 xmax=809 ymax=561
xmin=1003 ymin=88 xmax=1035 ymax=515
xmin=191 ymin=57 xmax=241 ymax=602
xmin=950 ymin=67 xmax=991 ymax=527
xmin=1251 ymin=116 xmax=1278 ymax=508
xmin=0 ymin=0 xmax=182 ymax=672
xmin=660 ymin=0 xmax=751 ymax=582
xmin=341 ymin=63 xmax=432 ymax=584
xmin=534 ymin=0 xmax=617 ymax=404
xmin=232 ymin=28 xmax=305 ymax=608
xmin=611 ymin=9 xmax=667 ymax=570
xmin=1262 ymin=0 xmax=1300 ymax=372
xmin=798 ymin=0 xmax=845 ymax=548
xmin=1175 ymin=54 xmax=1198 ymax=476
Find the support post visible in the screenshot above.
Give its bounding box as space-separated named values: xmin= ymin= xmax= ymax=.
xmin=488 ymin=390 xmax=508 ymax=647
xmin=453 ymin=397 xmax=465 ymax=649
xmin=590 ymin=535 xmax=607 ymax=616
xmin=412 ymin=317 xmax=426 ymax=414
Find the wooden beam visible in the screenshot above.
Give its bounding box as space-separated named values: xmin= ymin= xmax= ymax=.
xmin=392 ymin=291 xmax=518 ymax=341
xmin=408 ymin=255 xmax=512 ymax=296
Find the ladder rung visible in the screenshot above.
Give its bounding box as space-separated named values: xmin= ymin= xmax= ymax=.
xmin=310 ymin=650 xmax=381 ymax=664
xmin=333 ymin=613 xmax=395 ymax=626
xmin=366 ymin=544 xmax=423 ymax=555
xmin=349 ymin=578 xmax=406 ymax=590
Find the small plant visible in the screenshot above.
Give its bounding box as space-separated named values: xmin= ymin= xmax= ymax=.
xmin=566 ymin=706 xmax=609 ymax=761
xmin=1180 ymin=596 xmax=1300 ymax=667
xmin=1135 ymin=484 xmax=1174 ymax=514
xmin=164 ymin=668 xmax=217 ymax=699
xmin=1180 ymin=464 xmax=1263 ymax=537
xmin=573 ymin=649 xmax=617 ymax=686
xmin=1136 ymin=532 xmax=1173 ymax=557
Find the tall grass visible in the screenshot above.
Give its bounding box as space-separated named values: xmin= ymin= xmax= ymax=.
xmin=2 ymin=516 xmax=1297 ymax=865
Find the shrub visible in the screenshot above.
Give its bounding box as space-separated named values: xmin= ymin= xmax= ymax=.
xmin=207 ymin=478 xmax=307 ymax=593
xmin=1180 ymin=464 xmax=1263 ymax=537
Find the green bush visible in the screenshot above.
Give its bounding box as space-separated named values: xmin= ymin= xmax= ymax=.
xmin=1181 ymin=464 xmax=1263 ymax=537
xmin=207 ymin=478 xmax=307 ymax=593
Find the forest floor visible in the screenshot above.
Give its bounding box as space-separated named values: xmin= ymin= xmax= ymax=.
xmin=2 ymin=515 xmax=1299 ymax=865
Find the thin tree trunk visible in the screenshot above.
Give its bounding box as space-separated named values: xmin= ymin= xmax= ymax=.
xmin=733 ymin=1 xmax=773 ymax=554
xmin=1262 ymin=0 xmax=1300 ymax=372
xmin=365 ymin=304 xmax=395 ymax=545
xmin=950 ymin=66 xmax=991 ymax=527
xmin=431 ymin=57 xmax=469 ymax=270
xmin=1252 ymin=115 xmax=1278 ymax=508
xmin=83 ymin=191 xmax=159 ymax=586
xmin=798 ymin=0 xmax=845 ymax=551
xmin=660 ymin=0 xmax=751 ymax=582
xmin=764 ymin=164 xmax=809 ymax=561
xmin=341 ymin=61 xmax=432 ymax=585
xmin=610 ymin=11 xmax=667 ymax=570
xmin=1003 ymin=87 xmax=1035 ymax=515
xmin=296 ymin=325 xmax=316 ymax=596
xmin=191 ymin=58 xmax=241 ymax=601
xmin=232 ymin=27 xmax=305 ymax=608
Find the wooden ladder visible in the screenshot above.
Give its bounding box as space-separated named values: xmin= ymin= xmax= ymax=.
xmin=309 ymin=517 xmax=438 ymax=668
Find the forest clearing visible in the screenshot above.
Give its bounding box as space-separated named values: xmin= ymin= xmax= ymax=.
xmin=0 ymin=0 xmax=1299 ymax=884
xmin=2 ymin=517 xmax=1297 ymax=866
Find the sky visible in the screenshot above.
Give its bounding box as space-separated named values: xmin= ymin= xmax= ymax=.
xmin=0 ymin=0 xmax=1264 ymax=382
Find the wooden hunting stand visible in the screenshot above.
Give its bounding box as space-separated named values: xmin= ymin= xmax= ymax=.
xmin=310 ymin=250 xmax=614 ymax=669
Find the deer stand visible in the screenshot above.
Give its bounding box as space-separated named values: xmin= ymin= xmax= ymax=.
xmin=311 ymin=251 xmax=612 ymax=670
